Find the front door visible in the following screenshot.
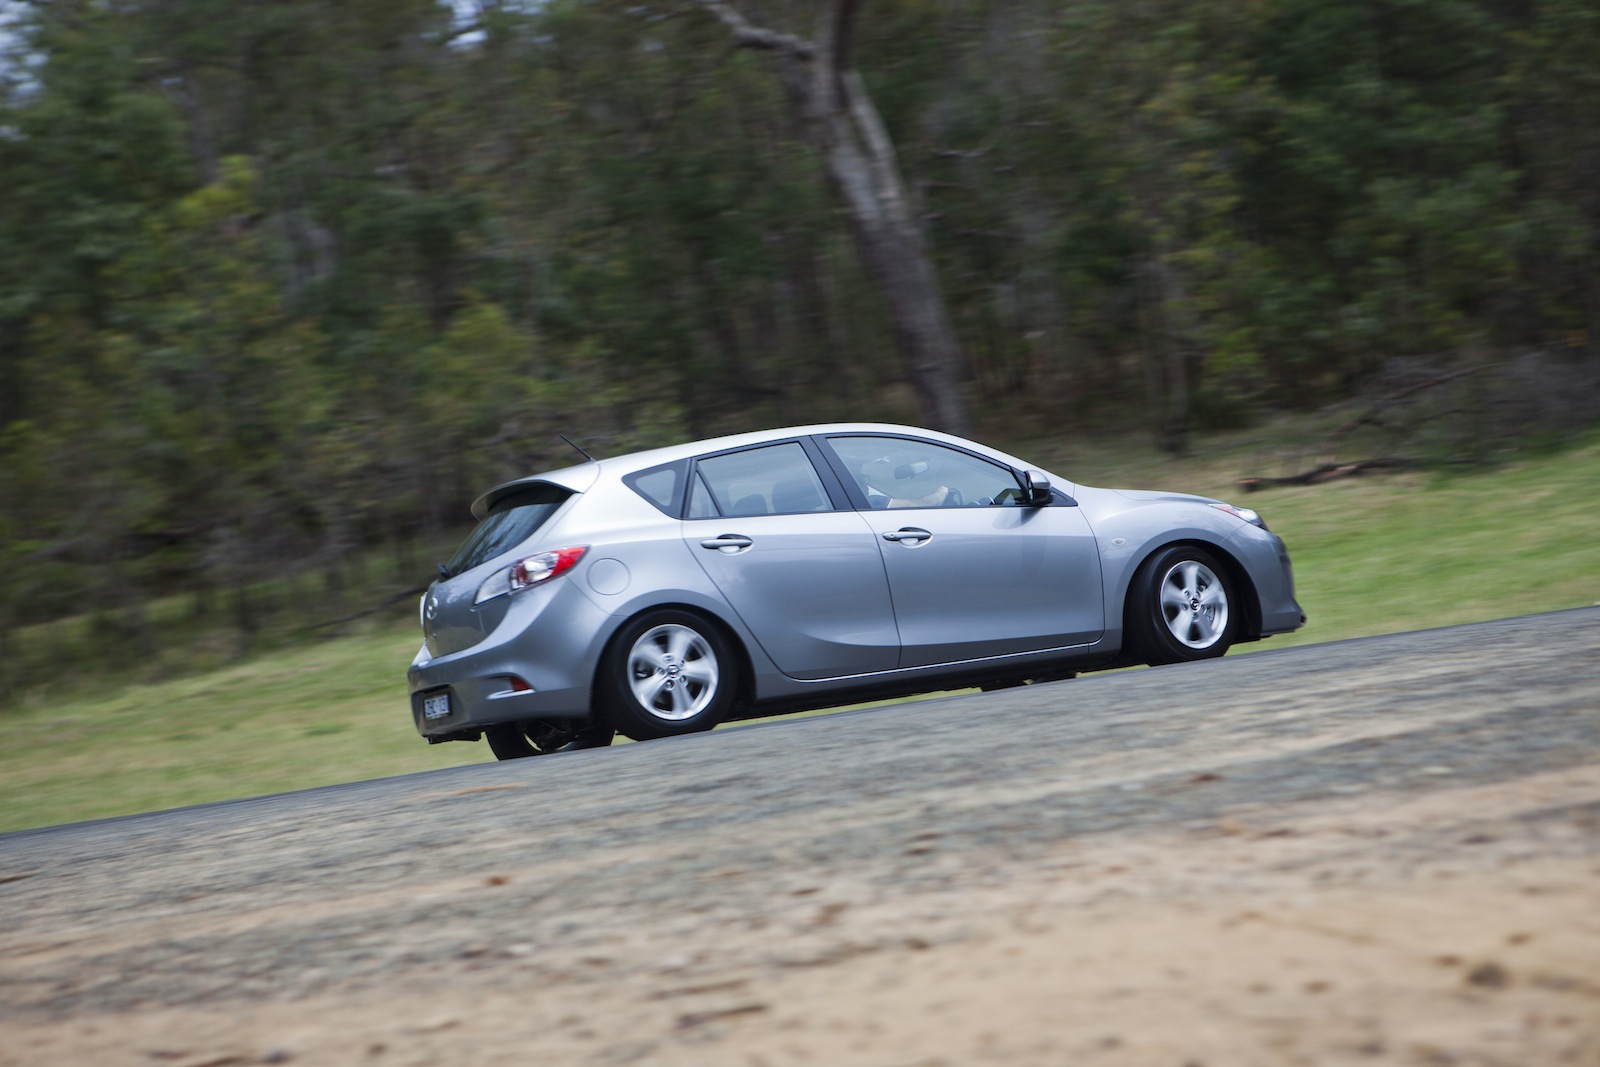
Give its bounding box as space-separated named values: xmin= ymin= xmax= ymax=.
xmin=823 ymin=434 xmax=1105 ymax=668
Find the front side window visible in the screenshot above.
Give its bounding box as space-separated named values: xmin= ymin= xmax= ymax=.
xmin=693 ymin=442 xmax=833 ymax=517
xmin=826 ymin=435 xmax=1024 ymax=509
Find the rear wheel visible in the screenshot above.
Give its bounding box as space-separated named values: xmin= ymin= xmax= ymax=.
xmin=484 ymin=720 xmax=614 ymax=760
xmin=1128 ymin=545 xmax=1237 ymax=665
xmin=599 ymin=610 xmax=736 ymax=741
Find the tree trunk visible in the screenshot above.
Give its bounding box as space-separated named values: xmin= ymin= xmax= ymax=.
xmin=1140 ymin=250 xmax=1192 ymax=456
xmin=701 ymin=0 xmax=970 ymax=435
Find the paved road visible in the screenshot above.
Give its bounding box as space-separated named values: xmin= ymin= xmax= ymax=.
xmin=1 ymin=609 xmax=1597 ymax=1065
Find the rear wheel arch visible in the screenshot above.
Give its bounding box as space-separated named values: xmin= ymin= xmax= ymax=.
xmin=669 ymin=606 xmax=756 ymax=713
xmin=591 ymin=603 xmax=754 ymax=740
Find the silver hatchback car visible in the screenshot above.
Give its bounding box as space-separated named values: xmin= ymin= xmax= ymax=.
xmin=409 ymin=424 xmax=1304 ymax=758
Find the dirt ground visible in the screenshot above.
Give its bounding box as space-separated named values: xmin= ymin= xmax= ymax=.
xmin=2 ymin=611 xmax=1598 ymax=1066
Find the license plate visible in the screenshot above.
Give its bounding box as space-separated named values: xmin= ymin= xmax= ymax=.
xmin=423 ymin=692 xmax=451 ymax=721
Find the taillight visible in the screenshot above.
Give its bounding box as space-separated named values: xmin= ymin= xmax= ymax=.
xmin=510 ymin=546 xmax=588 ymax=591
xmin=474 ymin=546 xmax=588 ymax=604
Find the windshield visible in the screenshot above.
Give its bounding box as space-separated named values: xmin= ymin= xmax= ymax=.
xmin=444 ymin=485 xmax=571 ymax=576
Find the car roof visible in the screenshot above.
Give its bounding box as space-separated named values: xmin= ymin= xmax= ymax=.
xmin=472 ymin=424 xmax=1033 ymax=518
xmin=607 ymin=423 xmax=984 ymax=467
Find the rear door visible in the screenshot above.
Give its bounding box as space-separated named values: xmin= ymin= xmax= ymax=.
xmin=684 ymin=439 xmax=900 ymax=680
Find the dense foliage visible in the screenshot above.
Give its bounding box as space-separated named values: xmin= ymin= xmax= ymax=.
xmin=2 ymin=0 xmax=1596 ymax=678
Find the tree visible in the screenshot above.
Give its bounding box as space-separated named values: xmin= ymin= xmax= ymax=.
xmin=698 ymin=0 xmax=970 ymax=434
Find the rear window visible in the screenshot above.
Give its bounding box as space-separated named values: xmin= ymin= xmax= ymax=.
xmin=445 ymin=484 xmax=572 ymax=576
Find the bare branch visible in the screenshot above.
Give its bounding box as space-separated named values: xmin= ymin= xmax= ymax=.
xmin=698 ymin=1 xmax=813 ymax=57
xmin=1326 ymin=365 xmax=1491 ymax=448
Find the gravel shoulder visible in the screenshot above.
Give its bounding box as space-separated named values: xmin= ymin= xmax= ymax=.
xmin=2 ymin=610 xmax=1597 ymax=1067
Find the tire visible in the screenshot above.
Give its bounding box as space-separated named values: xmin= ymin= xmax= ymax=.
xmin=599 ymin=610 xmax=736 ymax=741
xmin=484 ymin=719 xmax=615 ymax=760
xmin=1128 ymin=545 xmax=1238 ymax=665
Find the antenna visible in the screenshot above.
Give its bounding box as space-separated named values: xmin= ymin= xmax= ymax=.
xmin=559 ymin=434 xmax=597 ymax=463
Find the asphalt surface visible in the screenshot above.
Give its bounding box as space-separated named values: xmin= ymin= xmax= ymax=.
xmin=1 ymin=607 xmax=1597 ymax=1063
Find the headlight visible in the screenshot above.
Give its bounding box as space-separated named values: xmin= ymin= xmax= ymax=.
xmin=474 ymin=546 xmax=588 ymax=604
xmin=1211 ymin=503 xmax=1268 ymax=530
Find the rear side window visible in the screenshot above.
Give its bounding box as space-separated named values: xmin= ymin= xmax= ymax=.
xmin=694 ymin=442 xmax=832 ymax=517
xmin=446 ymin=484 xmax=571 ymax=575
xmin=623 ymin=461 xmax=687 ymax=516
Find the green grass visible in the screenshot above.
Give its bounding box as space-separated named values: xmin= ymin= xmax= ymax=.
xmin=3 ymin=429 xmax=1597 ymax=834
xmin=0 ymin=626 xmax=487 ymax=833
xmin=1063 ymin=432 xmax=1600 ymax=649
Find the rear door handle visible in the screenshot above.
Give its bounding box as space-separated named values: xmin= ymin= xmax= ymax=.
xmin=882 ymin=527 xmax=932 ymax=545
xmin=700 ymin=534 xmax=753 ymax=552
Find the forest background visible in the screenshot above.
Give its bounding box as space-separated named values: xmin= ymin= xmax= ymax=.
xmin=2 ymin=0 xmax=1598 ymax=695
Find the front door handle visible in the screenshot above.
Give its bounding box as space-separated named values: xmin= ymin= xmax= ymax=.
xmin=882 ymin=527 xmax=932 ymax=545
xmin=700 ymin=534 xmax=753 ymax=552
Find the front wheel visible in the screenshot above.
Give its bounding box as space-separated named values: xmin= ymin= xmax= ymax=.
xmin=484 ymin=720 xmax=614 ymax=760
xmin=599 ymin=610 xmax=737 ymax=741
xmin=1128 ymin=546 xmax=1238 ymax=665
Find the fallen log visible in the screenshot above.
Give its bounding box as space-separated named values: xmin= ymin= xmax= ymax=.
xmin=1237 ymin=456 xmax=1412 ymax=492
xmin=301 ymin=584 xmax=431 ymax=634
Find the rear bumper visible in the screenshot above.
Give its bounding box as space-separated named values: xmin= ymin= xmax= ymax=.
xmin=407 ymin=582 xmax=613 ymax=739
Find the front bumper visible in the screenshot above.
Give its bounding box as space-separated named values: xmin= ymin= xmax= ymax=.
xmin=1227 ymin=525 xmax=1306 ymax=638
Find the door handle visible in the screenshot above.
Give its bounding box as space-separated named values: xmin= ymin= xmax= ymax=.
xmin=882 ymin=527 xmax=932 ymax=544
xmin=700 ymin=534 xmax=753 ymax=551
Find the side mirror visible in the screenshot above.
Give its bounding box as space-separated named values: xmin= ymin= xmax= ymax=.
xmin=1023 ymin=469 xmax=1053 ymax=506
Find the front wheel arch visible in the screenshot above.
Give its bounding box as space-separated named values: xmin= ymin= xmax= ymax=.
xmin=1122 ymin=541 xmax=1257 ymax=665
